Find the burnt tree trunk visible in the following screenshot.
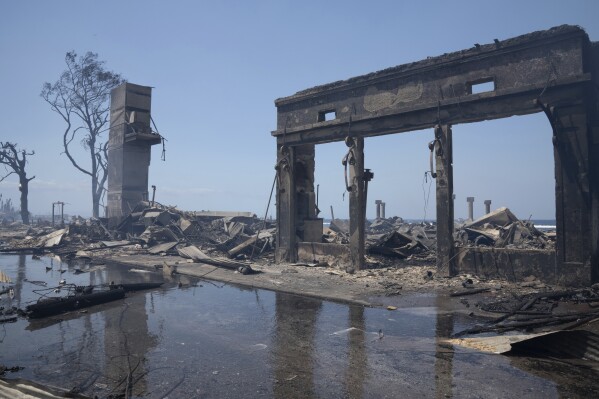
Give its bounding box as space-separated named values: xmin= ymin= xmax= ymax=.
xmin=18 ymin=174 xmax=30 ymax=225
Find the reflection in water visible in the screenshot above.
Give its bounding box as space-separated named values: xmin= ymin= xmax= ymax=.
xmin=272 ymin=294 xmax=369 ymax=399
xmin=272 ymin=294 xmax=321 ymax=398
xmin=102 ymin=294 xmax=157 ymax=395
xmin=101 ymin=267 xmax=158 ymax=396
xmin=3 ymin=255 xmax=160 ymax=396
xmin=3 ymin=254 xmax=599 ymax=398
xmin=346 ymin=306 xmax=367 ymax=399
xmin=435 ymin=297 xmax=454 ymax=399
xmin=13 ymin=254 xmax=26 ymax=307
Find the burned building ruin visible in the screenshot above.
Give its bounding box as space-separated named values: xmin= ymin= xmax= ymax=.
xmin=273 ymin=25 xmax=599 ymax=286
xmin=107 ymin=83 xmax=161 ymax=223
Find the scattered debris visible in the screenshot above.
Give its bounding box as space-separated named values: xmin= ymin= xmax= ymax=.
xmin=455 ymin=207 xmax=553 ymax=250
xmin=24 ymin=282 xmax=163 ymax=319
xmin=446 ymin=329 xmax=599 ymax=361
xmin=368 ymin=230 xmax=429 ymax=259
xmin=177 ymin=244 xmax=255 ymax=274
xmin=454 ymin=286 xmax=599 ymax=337
xmin=449 ymin=288 xmax=491 ymax=297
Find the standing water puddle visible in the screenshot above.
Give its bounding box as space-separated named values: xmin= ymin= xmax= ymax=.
xmin=1 ymin=254 xmax=598 ymax=398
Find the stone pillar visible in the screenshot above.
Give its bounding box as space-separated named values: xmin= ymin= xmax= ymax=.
xmin=381 ymin=202 xmax=386 ymax=219
xmin=275 ymin=143 xmax=316 ymax=262
xmin=275 ymin=145 xmax=296 ymax=263
xmin=434 ymin=125 xmax=455 ymax=275
xmin=375 ymin=200 xmax=382 ymax=219
xmin=484 ymin=200 xmax=492 ymax=214
xmin=466 ymin=197 xmax=475 ymax=221
xmin=549 ymin=103 xmax=597 ymax=285
xmin=348 ymin=137 xmax=365 ymax=272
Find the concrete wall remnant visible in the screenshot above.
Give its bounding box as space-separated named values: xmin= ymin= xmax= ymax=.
xmin=273 ymin=25 xmax=599 ymax=286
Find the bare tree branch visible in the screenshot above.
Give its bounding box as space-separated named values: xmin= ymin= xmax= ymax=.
xmin=0 ymin=142 xmax=35 ymax=224
xmin=41 ymin=51 xmax=124 ymax=217
xmin=0 ymin=170 xmax=15 ymax=183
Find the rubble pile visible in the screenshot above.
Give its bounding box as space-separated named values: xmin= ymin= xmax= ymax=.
xmin=0 ymin=202 xmax=276 ymax=266
xmin=0 ymin=203 xmax=556 ymax=277
xmin=367 ymin=216 xmax=404 ymax=234
xmin=454 ymin=283 xmax=599 ymax=336
xmin=455 ymin=207 xmax=554 ymax=250
xmin=366 ymin=220 xmax=436 ymax=264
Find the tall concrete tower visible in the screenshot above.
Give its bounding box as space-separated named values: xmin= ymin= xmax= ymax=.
xmin=106 ymin=83 xmax=161 ymax=222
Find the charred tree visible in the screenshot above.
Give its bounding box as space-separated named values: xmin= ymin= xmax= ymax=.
xmin=41 ymin=51 xmax=124 ymax=218
xmin=0 ymin=142 xmax=35 ymax=224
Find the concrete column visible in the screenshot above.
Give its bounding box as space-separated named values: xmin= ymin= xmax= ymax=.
xmin=348 ymin=137 xmax=365 ymax=272
xmin=434 ymin=125 xmax=455 ymax=275
xmin=375 ymin=200 xmax=382 ymax=219
xmin=275 ymin=145 xmax=296 ymax=263
xmin=275 ymin=143 xmax=317 ymax=261
xmin=484 ymin=200 xmax=492 ymax=214
xmin=466 ymin=197 xmax=475 ymax=221
xmin=548 ymin=103 xmax=597 ymax=285
xmin=381 ymin=202 xmax=386 ymax=219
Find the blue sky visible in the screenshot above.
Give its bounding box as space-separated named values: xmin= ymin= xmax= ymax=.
xmin=1 ymin=0 xmax=597 ymax=220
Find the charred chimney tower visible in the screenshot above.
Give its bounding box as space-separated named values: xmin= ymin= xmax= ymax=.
xmin=106 ymin=83 xmax=161 ymax=222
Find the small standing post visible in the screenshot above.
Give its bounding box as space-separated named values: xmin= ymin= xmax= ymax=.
xmin=467 ymin=197 xmax=475 ymax=221
xmin=484 ymin=200 xmax=492 ymax=214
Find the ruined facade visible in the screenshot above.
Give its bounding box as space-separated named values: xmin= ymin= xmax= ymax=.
xmin=273 ymin=25 xmax=599 ymax=286
xmin=107 ymin=83 xmax=161 ymax=222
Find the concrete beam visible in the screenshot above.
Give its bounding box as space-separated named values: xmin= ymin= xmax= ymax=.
xmin=274 ymin=26 xmax=591 ymax=146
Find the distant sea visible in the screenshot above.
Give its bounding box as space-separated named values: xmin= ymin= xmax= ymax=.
xmin=323 ymin=218 xmax=557 ymax=230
